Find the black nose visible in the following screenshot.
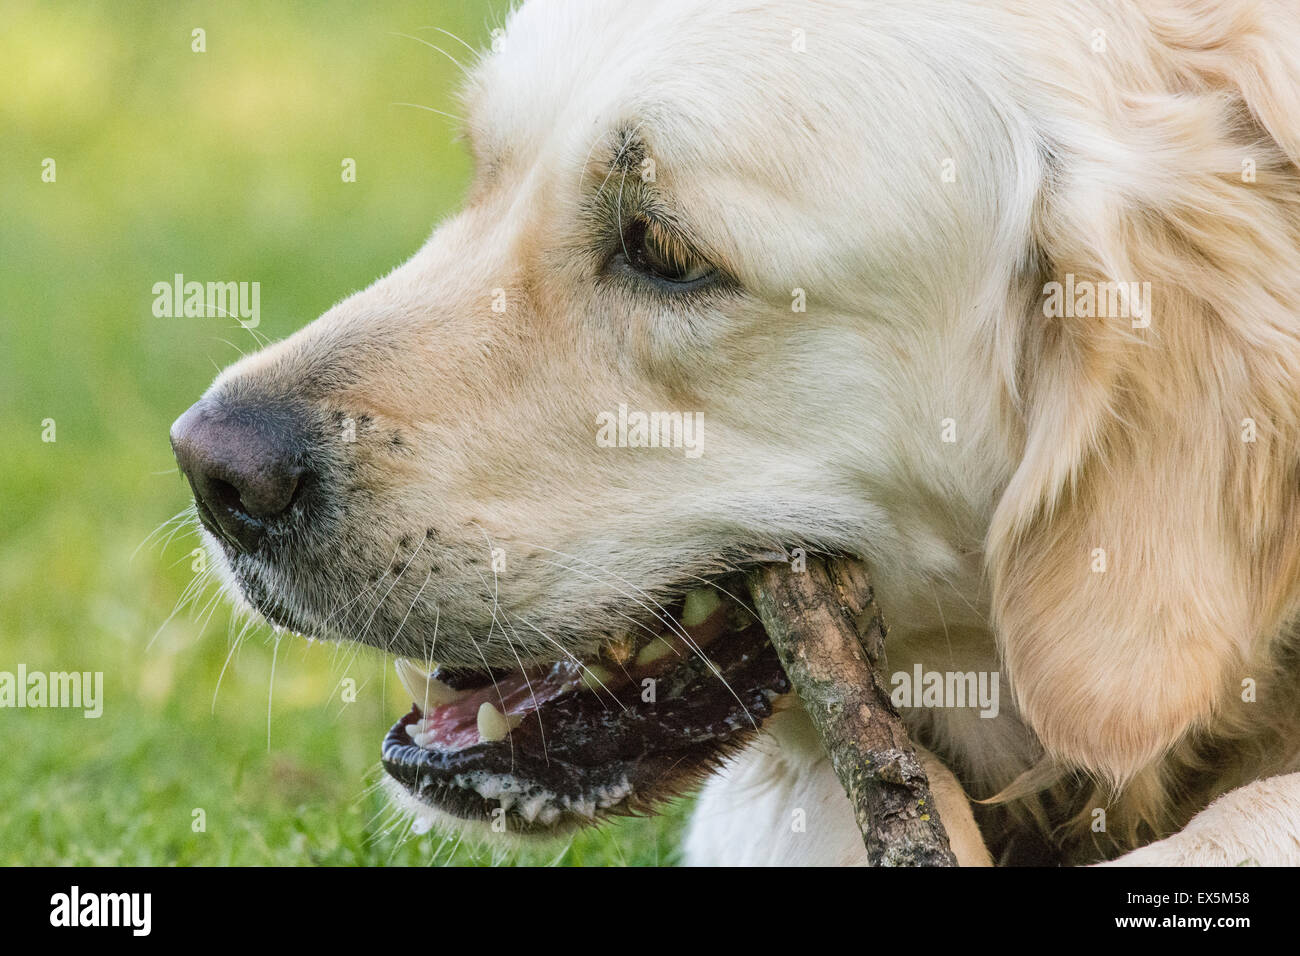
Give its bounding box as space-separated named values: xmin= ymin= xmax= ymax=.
xmin=170 ymin=399 xmax=310 ymax=553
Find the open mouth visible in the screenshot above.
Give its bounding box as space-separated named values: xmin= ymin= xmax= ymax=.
xmin=381 ymin=573 xmax=790 ymax=831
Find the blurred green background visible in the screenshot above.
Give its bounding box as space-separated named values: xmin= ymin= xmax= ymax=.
xmin=0 ymin=0 xmax=687 ymax=865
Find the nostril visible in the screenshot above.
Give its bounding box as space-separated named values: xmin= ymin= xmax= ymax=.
xmin=236 ymin=468 xmax=303 ymax=519
xmin=207 ymin=477 xmax=245 ymax=517
xmin=212 ymin=470 xmax=301 ymax=521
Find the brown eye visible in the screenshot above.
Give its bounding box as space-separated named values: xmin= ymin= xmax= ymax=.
xmin=617 ymin=219 xmax=717 ymax=288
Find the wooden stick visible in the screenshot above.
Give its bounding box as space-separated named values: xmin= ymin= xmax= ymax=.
xmin=747 ymin=556 xmax=958 ymax=866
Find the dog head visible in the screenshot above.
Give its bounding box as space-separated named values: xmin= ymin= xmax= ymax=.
xmin=171 ymin=0 xmax=1300 ymax=833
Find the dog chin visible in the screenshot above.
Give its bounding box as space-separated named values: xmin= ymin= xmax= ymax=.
xmin=380 ymin=775 xmax=596 ymax=849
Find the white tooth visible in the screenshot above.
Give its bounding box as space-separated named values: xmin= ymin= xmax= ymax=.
xmin=635 ymin=637 xmax=675 ymax=667
xmin=681 ymin=588 xmax=722 ymax=628
xmin=394 ymin=658 xmax=462 ymax=709
xmin=476 ymin=701 xmax=514 ymax=742
xmin=580 ymin=664 xmax=614 ymax=690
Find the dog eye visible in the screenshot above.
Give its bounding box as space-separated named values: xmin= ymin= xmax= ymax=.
xmin=615 ymin=219 xmax=718 ymax=289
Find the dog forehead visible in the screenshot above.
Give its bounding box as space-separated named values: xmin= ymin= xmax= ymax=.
xmin=460 ymin=0 xmax=1024 ymax=300
xmin=466 ymin=0 xmax=857 ymax=169
xmin=464 ymin=1 xmax=1011 ymax=196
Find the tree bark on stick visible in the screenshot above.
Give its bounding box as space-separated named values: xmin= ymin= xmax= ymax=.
xmin=747 ymin=556 xmax=958 ymax=866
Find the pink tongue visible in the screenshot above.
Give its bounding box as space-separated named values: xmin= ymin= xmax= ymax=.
xmin=410 ymin=596 xmax=740 ymax=752
xmin=415 ymin=661 xmax=586 ymax=751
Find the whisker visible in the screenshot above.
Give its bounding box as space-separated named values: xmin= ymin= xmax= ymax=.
xmin=148 ymin=566 xmax=212 ymax=650
xmin=391 ymin=101 xmax=465 ymax=124
xmin=419 ymin=25 xmax=479 ymax=57
xmin=266 ymin=632 xmax=282 ymax=751
xmin=356 ymin=538 xmax=426 ymax=649
xmin=390 ymin=31 xmax=471 ymax=76
xmin=315 ymin=544 xmax=404 ymax=633
xmin=131 ymin=506 xmax=195 ymax=561
xmin=211 ymin=616 xmax=250 ymax=713
xmin=389 ymin=570 xmax=435 ymax=662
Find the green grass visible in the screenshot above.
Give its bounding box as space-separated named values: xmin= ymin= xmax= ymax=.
xmin=0 ymin=0 xmax=690 ymax=865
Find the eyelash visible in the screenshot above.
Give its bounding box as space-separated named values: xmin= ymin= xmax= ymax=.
xmin=608 ymin=216 xmax=722 ymax=292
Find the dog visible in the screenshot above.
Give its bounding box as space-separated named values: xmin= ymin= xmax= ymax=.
xmin=170 ymin=0 xmax=1300 ymax=865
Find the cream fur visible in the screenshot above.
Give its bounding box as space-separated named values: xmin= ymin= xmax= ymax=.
xmin=201 ymin=0 xmax=1300 ymax=865
xmin=1104 ymin=773 xmax=1300 ymax=866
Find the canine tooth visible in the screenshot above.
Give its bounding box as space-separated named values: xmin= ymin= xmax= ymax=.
xmin=394 ymin=658 xmax=462 ymax=708
xmin=476 ymin=701 xmax=513 ymax=742
xmin=635 ymin=637 xmax=675 ymax=667
xmin=580 ymin=664 xmax=614 ymax=690
xmin=680 ymin=588 xmax=722 ymax=627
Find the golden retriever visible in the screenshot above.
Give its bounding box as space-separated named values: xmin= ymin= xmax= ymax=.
xmin=170 ymin=0 xmax=1300 ymax=865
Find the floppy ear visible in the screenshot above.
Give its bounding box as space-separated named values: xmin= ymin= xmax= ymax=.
xmin=988 ymin=1 xmax=1300 ymax=788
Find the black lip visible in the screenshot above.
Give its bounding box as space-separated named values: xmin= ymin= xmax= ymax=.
xmin=381 ymin=617 xmax=789 ymax=831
